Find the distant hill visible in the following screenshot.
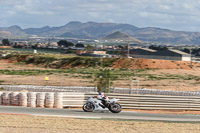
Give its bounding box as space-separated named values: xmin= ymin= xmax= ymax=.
xmin=25 ymin=21 xmax=139 ymax=38
xmin=1 ymin=21 xmax=200 ymax=45
xmin=102 ymin=31 xmax=143 ymax=44
xmin=59 ymin=32 xmax=91 ymax=39
xmin=0 ymin=25 xmax=26 ymax=37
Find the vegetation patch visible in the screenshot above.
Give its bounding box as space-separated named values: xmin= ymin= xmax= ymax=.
xmin=0 ymin=87 xmax=4 ymax=91
xmin=0 ymin=80 xmax=4 ymax=85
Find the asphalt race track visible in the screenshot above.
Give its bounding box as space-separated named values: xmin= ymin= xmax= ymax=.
xmin=0 ymin=106 xmax=200 ymax=122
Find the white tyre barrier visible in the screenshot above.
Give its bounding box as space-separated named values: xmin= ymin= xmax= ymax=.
xmin=10 ymin=92 xmax=19 ymax=106
xmin=36 ymin=93 xmax=45 ymax=108
xmin=54 ymin=92 xmax=63 ymax=109
xmin=45 ymin=93 xmax=54 ymax=108
xmin=19 ymin=92 xmax=28 ymax=107
xmin=27 ymin=92 xmax=37 ymax=107
xmin=2 ymin=92 xmax=10 ymax=106
xmin=0 ymin=92 xmax=3 ymax=105
xmin=0 ymin=91 xmax=64 ymax=109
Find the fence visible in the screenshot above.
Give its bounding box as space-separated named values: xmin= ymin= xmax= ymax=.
xmin=0 ymin=85 xmax=97 ymax=93
xmin=113 ymin=87 xmax=200 ymax=96
xmin=63 ymin=92 xmax=200 ymax=111
xmin=0 ymin=85 xmax=200 ymax=97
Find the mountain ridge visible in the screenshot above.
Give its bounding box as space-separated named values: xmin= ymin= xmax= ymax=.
xmin=102 ymin=31 xmax=144 ymax=44
xmin=1 ymin=21 xmax=200 ymax=45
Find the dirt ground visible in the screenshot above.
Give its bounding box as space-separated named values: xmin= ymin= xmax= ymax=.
xmin=1 ymin=60 xmax=200 ymax=91
xmin=0 ymin=114 xmax=199 ymax=133
xmin=113 ymin=58 xmax=200 ymax=69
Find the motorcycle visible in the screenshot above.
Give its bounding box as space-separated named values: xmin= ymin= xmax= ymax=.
xmin=82 ymin=96 xmax=122 ymax=113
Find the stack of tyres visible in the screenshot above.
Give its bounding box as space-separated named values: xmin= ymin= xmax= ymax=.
xmin=36 ymin=93 xmax=45 ymax=108
xmin=19 ymin=92 xmax=28 ymax=107
xmin=54 ymin=92 xmax=63 ymax=109
xmin=45 ymin=93 xmax=54 ymax=108
xmin=2 ymin=92 xmax=10 ymax=106
xmin=27 ymin=92 xmax=37 ymax=107
xmin=10 ymin=92 xmax=19 ymax=106
xmin=0 ymin=92 xmax=3 ymax=105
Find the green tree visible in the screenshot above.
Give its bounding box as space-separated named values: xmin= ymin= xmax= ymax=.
xmin=149 ymin=45 xmax=168 ymax=50
xmin=95 ymin=68 xmax=113 ymax=93
xmin=118 ymin=45 xmax=124 ymax=49
xmin=75 ymin=43 xmax=85 ymax=47
xmin=86 ymin=45 xmax=94 ymax=53
xmin=57 ymin=40 xmax=74 ymax=47
xmin=2 ymin=39 xmax=10 ymax=46
xmin=183 ymin=48 xmax=190 ymax=54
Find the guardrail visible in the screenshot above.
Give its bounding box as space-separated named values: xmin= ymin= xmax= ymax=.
xmin=0 ymin=85 xmax=97 ymax=93
xmin=113 ymin=88 xmax=200 ymax=96
xmin=1 ymin=85 xmax=200 ymax=97
xmin=63 ymin=93 xmax=200 ymax=111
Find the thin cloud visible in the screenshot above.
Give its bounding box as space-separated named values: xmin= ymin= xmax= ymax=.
xmin=0 ymin=0 xmax=200 ymax=31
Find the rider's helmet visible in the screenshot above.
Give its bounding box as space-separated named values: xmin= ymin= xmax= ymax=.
xmin=101 ymin=92 xmax=105 ymax=97
xmin=98 ymin=92 xmax=104 ymax=96
xmin=97 ymin=92 xmax=105 ymax=99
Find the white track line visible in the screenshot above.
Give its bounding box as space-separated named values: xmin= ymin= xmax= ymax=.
xmin=31 ymin=114 xmax=101 ymax=119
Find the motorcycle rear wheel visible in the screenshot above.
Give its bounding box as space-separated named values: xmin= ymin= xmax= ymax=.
xmin=109 ymin=103 xmax=122 ymax=113
xmin=83 ymin=102 xmax=95 ymax=112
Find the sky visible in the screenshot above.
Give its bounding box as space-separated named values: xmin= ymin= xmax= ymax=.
xmin=1 ymin=0 xmax=200 ymax=32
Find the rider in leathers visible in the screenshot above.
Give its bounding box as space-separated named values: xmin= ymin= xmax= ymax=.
xmin=97 ymin=92 xmax=109 ymax=108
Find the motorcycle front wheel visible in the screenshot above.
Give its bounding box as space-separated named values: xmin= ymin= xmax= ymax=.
xmin=109 ymin=103 xmax=122 ymax=113
xmin=82 ymin=102 xmax=95 ymax=112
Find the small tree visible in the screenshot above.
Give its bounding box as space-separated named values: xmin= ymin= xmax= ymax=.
xmin=183 ymin=48 xmax=190 ymax=54
xmin=149 ymin=45 xmax=168 ymax=50
xmin=2 ymin=39 xmax=10 ymax=46
xmin=57 ymin=40 xmax=74 ymax=47
xmin=118 ymin=45 xmax=124 ymax=49
xmin=75 ymin=43 xmax=85 ymax=47
xmin=95 ymin=68 xmax=113 ymax=93
xmin=86 ymin=45 xmax=94 ymax=52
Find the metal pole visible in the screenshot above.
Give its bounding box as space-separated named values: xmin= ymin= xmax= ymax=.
xmin=130 ymin=80 xmax=133 ymax=94
xmin=60 ymin=75 xmax=63 ymax=88
xmin=12 ymin=75 xmax=14 ymax=85
xmin=84 ymin=77 xmax=86 ymax=87
xmin=32 ymin=76 xmax=34 ymax=85
xmin=108 ymin=78 xmax=110 ymax=93
xmin=190 ymin=50 xmax=192 ymax=68
xmin=137 ymin=80 xmax=139 ymax=95
xmin=101 ymin=56 xmax=103 ymax=67
xmin=127 ymin=42 xmax=130 ymax=58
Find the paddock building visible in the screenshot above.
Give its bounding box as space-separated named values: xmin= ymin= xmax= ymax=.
xmin=129 ymin=48 xmax=191 ymax=61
